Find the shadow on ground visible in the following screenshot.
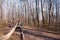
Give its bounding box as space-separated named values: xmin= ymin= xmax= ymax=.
xmin=22 ymin=28 xmax=60 ymax=40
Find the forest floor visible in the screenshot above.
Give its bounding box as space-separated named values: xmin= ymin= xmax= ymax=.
xmin=0 ymin=24 xmax=60 ymax=40
xmin=22 ymin=26 xmax=60 ymax=40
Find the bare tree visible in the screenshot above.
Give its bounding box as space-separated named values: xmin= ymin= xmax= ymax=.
xmin=55 ymin=0 xmax=59 ymax=28
xmin=48 ymin=0 xmax=52 ymax=27
xmin=0 ymin=0 xmax=3 ymax=19
xmin=41 ymin=0 xmax=44 ymax=27
xmin=35 ymin=0 xmax=39 ymax=27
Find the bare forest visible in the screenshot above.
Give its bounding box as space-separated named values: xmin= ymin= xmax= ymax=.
xmin=0 ymin=0 xmax=60 ymax=40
